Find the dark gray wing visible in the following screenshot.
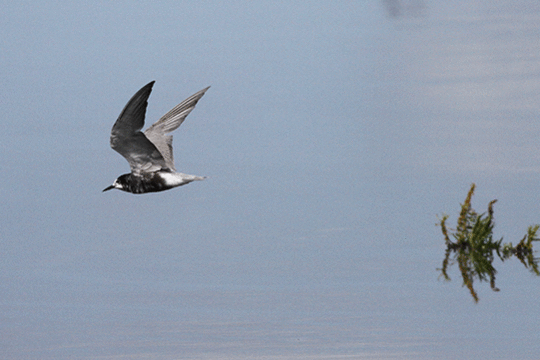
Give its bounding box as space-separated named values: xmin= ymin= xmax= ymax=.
xmin=144 ymin=86 xmax=210 ymax=171
xmin=110 ymin=81 xmax=167 ymax=175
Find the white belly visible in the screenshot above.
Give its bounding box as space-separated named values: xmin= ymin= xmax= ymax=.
xmin=159 ymin=172 xmax=205 ymax=187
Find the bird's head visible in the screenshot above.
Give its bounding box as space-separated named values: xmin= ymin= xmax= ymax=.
xmin=103 ymin=174 xmax=130 ymax=192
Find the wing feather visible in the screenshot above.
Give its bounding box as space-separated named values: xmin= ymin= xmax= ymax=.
xmin=109 ymin=81 xmax=167 ymax=175
xmin=144 ymin=86 xmax=210 ymax=170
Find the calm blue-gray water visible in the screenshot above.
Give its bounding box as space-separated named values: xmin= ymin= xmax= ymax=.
xmin=1 ymin=1 xmax=540 ymax=359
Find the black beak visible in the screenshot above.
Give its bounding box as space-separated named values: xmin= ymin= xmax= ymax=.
xmin=102 ymin=185 xmax=115 ymax=192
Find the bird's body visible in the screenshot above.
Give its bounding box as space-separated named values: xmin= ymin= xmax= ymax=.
xmin=103 ymin=81 xmax=209 ymax=194
xmin=108 ymin=171 xmax=206 ymax=194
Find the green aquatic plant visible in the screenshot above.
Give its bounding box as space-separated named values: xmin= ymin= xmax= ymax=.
xmin=438 ymin=183 xmax=540 ymax=302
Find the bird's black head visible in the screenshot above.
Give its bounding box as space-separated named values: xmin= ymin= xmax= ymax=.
xmin=102 ymin=173 xmax=132 ymax=193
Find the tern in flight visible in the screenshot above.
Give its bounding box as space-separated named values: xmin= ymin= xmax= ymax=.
xmin=103 ymin=81 xmax=209 ymax=194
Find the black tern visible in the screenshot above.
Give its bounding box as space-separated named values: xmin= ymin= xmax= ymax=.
xmin=103 ymin=81 xmax=209 ymax=194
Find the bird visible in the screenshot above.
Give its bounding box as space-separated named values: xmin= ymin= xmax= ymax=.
xmin=103 ymin=81 xmax=209 ymax=194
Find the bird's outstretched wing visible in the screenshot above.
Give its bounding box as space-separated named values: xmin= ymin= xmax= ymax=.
xmin=109 ymin=81 xmax=167 ymax=175
xmin=144 ymin=86 xmax=210 ymax=171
